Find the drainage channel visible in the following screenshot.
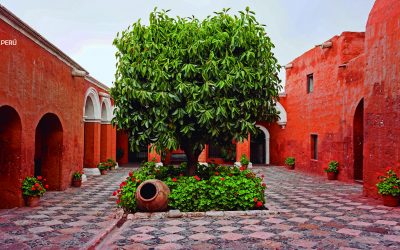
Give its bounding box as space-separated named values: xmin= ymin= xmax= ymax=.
xmin=89 ymin=213 xmax=128 ymax=250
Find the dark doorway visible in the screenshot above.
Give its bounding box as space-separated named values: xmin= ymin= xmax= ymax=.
xmin=353 ymin=99 xmax=364 ymax=181
xmin=0 ymin=106 xmax=22 ymax=208
xmin=251 ymin=129 xmax=266 ymax=164
xmin=35 ymin=113 xmax=63 ymax=190
xmin=128 ymin=144 xmax=148 ymax=163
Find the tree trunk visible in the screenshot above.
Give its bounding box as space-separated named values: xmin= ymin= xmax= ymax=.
xmin=181 ymin=145 xmax=201 ymax=176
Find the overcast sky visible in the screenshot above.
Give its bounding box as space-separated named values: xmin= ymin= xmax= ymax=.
xmin=1 ymin=0 xmax=375 ymax=86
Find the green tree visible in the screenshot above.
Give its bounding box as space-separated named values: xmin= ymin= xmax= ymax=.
xmin=111 ymin=7 xmax=281 ymax=175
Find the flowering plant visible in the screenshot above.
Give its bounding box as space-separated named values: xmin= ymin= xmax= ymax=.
xmin=115 ymin=162 xmax=266 ymax=212
xmin=22 ymin=176 xmax=47 ymax=197
xmin=324 ymin=161 xmax=339 ymax=173
xmin=72 ymin=171 xmax=82 ymax=180
xmin=106 ymin=158 xmax=117 ymax=169
xmin=376 ymin=168 xmax=400 ymax=196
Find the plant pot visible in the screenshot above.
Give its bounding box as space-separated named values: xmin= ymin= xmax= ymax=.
xmin=25 ymin=196 xmax=40 ymax=207
xmin=241 ymin=164 xmax=248 ymax=169
xmin=136 ymin=179 xmax=170 ymax=212
xmin=287 ymin=164 xmax=294 ymax=170
xmin=327 ymin=172 xmax=337 ymax=180
xmin=100 ymin=170 xmax=107 ymax=175
xmin=382 ymin=195 xmax=399 ymax=207
xmin=72 ymin=179 xmax=82 ymax=187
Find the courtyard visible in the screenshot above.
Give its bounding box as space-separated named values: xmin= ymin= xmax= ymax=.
xmin=1 ymin=166 xmax=399 ymax=250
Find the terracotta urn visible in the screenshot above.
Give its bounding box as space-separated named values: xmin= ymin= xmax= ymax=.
xmin=100 ymin=170 xmax=107 ymax=175
xmin=136 ymin=179 xmax=170 ymax=212
xmin=25 ymin=196 xmax=40 ymax=207
xmin=72 ymin=179 xmax=82 ymax=187
xmin=382 ymin=195 xmax=399 ymax=207
xmin=327 ymin=172 xmax=337 ymax=180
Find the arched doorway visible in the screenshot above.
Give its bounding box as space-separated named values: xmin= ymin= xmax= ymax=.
xmin=250 ymin=125 xmax=270 ymax=165
xmin=35 ymin=113 xmax=63 ymax=190
xmin=0 ymin=106 xmax=22 ymax=208
xmin=353 ymin=99 xmax=364 ymax=181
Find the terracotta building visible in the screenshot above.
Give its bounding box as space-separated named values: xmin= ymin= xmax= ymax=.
xmin=0 ymin=5 xmax=116 ymax=208
xmin=118 ymin=0 xmax=400 ymax=198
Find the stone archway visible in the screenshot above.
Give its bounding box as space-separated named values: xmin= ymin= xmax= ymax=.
xmin=251 ymin=125 xmax=270 ymax=165
xmin=83 ymin=88 xmax=101 ymax=171
xmin=353 ymin=99 xmax=364 ymax=181
xmin=100 ymin=98 xmax=113 ymax=162
xmin=35 ymin=113 xmax=63 ymax=190
xmin=0 ymin=105 xmax=22 ymax=208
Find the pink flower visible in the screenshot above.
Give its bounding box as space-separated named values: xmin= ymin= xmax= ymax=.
xmin=45 ymin=184 xmax=49 ymax=189
xmin=194 ymin=176 xmax=201 ymax=181
xmin=254 ymin=198 xmax=258 ymax=202
xmin=215 ymin=172 xmax=219 ymax=176
xmin=113 ymin=191 xmax=117 ymax=196
xmin=220 ymin=177 xmax=225 ymax=181
xmin=262 ymin=183 xmax=266 ymax=187
xmin=172 ymin=178 xmax=177 ymax=182
xmin=37 ymin=176 xmax=42 ymax=181
xmin=256 ymin=201 xmax=263 ymax=207
xmin=129 ymin=172 xmax=133 ymax=177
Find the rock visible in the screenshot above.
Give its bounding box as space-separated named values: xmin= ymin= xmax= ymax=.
xmin=205 ymin=211 xmax=224 ymax=217
xmin=168 ymin=210 xmax=182 ymax=218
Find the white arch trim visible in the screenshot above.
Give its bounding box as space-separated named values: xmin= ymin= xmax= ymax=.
xmin=101 ymin=97 xmax=113 ymax=123
xmin=275 ymin=102 xmax=287 ymax=127
xmin=83 ymin=87 xmax=101 ymax=121
xmin=255 ymin=125 xmax=270 ymax=165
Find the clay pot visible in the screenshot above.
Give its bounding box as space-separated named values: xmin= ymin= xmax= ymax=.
xmin=382 ymin=195 xmax=399 ymax=207
xmin=100 ymin=170 xmax=107 ymax=175
xmin=72 ymin=179 xmax=82 ymax=187
xmin=25 ymin=196 xmax=40 ymax=207
xmin=287 ymin=164 xmax=294 ymax=170
xmin=136 ymin=179 xmax=170 ymax=212
xmin=242 ymin=164 xmax=248 ymax=170
xmin=327 ymin=172 xmax=337 ymax=180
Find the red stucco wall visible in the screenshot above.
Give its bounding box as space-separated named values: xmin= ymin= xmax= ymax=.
xmin=363 ymin=0 xmax=400 ymax=197
xmin=266 ymin=32 xmax=366 ymax=182
xmin=0 ymin=16 xmax=115 ymax=208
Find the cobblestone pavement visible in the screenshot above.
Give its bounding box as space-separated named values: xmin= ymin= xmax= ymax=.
xmin=99 ymin=166 xmax=400 ymax=250
xmin=0 ymin=167 xmax=133 ymax=250
xmin=1 ymin=166 xmax=400 ymax=250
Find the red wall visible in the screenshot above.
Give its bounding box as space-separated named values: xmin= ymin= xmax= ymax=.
xmin=363 ymin=0 xmax=400 ymax=197
xmin=0 ymin=16 xmax=115 ymax=207
xmin=267 ymin=32 xmax=366 ymax=182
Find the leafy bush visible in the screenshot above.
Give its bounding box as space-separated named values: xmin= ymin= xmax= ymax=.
xmin=324 ymin=161 xmax=339 ymax=173
xmin=376 ymin=168 xmax=400 ymax=196
xmin=22 ymin=176 xmax=48 ymax=197
xmin=240 ymin=154 xmax=250 ymax=165
xmin=116 ymin=162 xmax=266 ymax=212
xmin=98 ymin=162 xmax=109 ymax=171
xmin=107 ymin=158 xmax=117 ymax=168
xmin=285 ymin=157 xmax=295 ymax=166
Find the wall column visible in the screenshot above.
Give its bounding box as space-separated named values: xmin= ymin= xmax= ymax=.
xmin=83 ymin=120 xmax=101 ymax=175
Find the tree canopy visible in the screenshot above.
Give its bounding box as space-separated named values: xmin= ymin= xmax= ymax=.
xmin=111 ymin=7 xmax=281 ymax=174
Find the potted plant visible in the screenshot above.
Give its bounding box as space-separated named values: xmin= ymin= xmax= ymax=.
xmin=240 ymin=154 xmax=250 ymax=169
xmin=325 ymin=161 xmax=339 ymax=180
xmin=376 ymin=168 xmax=400 ymax=207
xmin=72 ymin=171 xmax=83 ymax=187
xmin=98 ymin=163 xmax=108 ymax=175
xmin=107 ymin=158 xmax=117 ymax=170
xmin=285 ymin=157 xmax=295 ymax=170
xmin=21 ymin=176 xmax=47 ymax=207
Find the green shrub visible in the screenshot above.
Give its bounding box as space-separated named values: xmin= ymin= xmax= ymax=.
xmin=116 ymin=162 xmax=266 ymax=212
xmin=324 ymin=161 xmax=339 ymax=173
xmin=240 ymin=154 xmax=250 ymax=165
xmin=285 ymin=157 xmax=295 ymax=166
xmin=376 ymin=168 xmax=400 ymax=196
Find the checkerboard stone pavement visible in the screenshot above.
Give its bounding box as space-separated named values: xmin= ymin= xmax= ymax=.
xmin=1 ymin=166 xmax=400 ymax=250
xmin=0 ymin=167 xmax=133 ymax=250
xmin=98 ymin=167 xmax=400 ymax=250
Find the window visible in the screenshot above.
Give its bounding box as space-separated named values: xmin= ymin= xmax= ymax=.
xmin=307 ymin=74 xmax=314 ymax=93
xmin=311 ymin=134 xmax=318 ymax=160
